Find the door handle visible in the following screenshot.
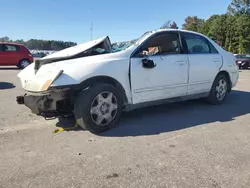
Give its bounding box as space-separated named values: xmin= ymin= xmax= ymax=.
xmin=213 ymin=58 xmax=221 ymax=61
xmin=213 ymin=58 xmax=221 ymax=63
xmin=176 ymin=61 xmax=187 ymax=66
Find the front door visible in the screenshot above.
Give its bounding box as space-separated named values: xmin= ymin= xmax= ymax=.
xmin=130 ymin=32 xmax=189 ymax=104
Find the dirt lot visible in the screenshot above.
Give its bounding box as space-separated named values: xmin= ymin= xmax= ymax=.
xmin=1 ymin=67 xmax=250 ymax=188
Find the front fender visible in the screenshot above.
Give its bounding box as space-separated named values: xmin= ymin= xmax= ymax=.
xmin=50 ymin=55 xmax=130 ymax=89
xmin=49 ymin=56 xmax=132 ymax=103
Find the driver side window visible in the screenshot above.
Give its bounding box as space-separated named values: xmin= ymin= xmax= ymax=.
xmin=134 ymin=33 xmax=181 ymax=57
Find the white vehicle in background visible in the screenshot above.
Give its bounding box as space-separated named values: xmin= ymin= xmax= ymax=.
xmin=16 ymin=29 xmax=239 ymax=134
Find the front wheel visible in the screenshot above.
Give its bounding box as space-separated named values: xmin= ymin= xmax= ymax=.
xmin=207 ymin=74 xmax=229 ymax=105
xmin=74 ymin=84 xmax=123 ymax=134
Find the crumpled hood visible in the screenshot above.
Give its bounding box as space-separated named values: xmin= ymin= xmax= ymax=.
xmin=41 ymin=36 xmax=112 ymax=62
xmin=17 ymin=36 xmax=114 ymax=92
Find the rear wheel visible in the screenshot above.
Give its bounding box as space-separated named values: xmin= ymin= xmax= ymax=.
xmin=17 ymin=59 xmax=30 ymax=69
xmin=74 ymin=84 xmax=123 ymax=134
xmin=207 ymin=74 xmax=229 ymax=105
xmin=242 ymin=62 xmax=249 ymax=70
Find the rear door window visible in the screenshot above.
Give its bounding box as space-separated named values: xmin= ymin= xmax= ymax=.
xmin=208 ymin=42 xmax=218 ymax=53
xmin=3 ymin=44 xmax=19 ymax=52
xmin=182 ymin=33 xmax=210 ymax=54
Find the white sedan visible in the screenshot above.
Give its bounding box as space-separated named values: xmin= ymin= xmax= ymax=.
xmin=17 ymin=29 xmax=239 ymax=134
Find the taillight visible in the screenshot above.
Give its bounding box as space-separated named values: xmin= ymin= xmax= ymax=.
xmin=235 ymin=60 xmax=240 ymax=66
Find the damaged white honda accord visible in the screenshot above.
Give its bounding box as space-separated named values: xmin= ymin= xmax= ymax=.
xmin=17 ymin=29 xmax=239 ymax=134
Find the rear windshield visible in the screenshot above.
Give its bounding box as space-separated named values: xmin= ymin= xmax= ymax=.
xmin=236 ymin=55 xmax=250 ymax=59
xmin=23 ymin=46 xmax=31 ymax=53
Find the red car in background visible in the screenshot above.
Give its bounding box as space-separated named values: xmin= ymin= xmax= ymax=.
xmin=0 ymin=42 xmax=33 ymax=69
xmin=235 ymin=54 xmax=250 ymax=69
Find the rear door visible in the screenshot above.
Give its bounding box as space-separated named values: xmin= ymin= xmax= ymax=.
xmin=181 ymin=32 xmax=222 ymax=95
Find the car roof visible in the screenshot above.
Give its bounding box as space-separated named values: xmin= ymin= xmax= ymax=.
xmin=146 ymin=28 xmax=209 ymax=39
xmin=151 ymin=28 xmax=201 ymax=34
xmin=0 ymin=42 xmax=24 ymax=46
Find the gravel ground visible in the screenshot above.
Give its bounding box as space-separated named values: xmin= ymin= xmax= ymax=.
xmin=1 ymin=67 xmax=250 ymax=188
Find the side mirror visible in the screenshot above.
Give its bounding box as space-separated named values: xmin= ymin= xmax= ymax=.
xmin=142 ymin=58 xmax=156 ymax=69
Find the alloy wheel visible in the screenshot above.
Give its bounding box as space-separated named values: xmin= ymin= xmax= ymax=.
xmin=215 ymin=79 xmax=227 ymax=101
xmin=20 ymin=60 xmax=30 ymax=68
xmin=90 ymin=91 xmax=118 ymax=126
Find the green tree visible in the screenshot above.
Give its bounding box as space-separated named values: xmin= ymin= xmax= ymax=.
xmin=224 ymin=15 xmax=238 ymax=53
xmin=228 ymin=0 xmax=250 ymax=15
xmin=198 ymin=15 xmax=220 ymax=36
xmin=170 ymin=21 xmax=178 ymax=29
xmin=183 ymin=0 xmax=250 ymax=53
xmin=0 ymin=38 xmax=78 ymax=50
xmin=208 ymin=14 xmax=228 ymax=47
xmin=0 ymin=36 xmax=10 ymax=42
xmin=15 ymin=39 xmax=25 ymax=44
xmin=182 ymin=16 xmax=204 ymax=32
xmin=236 ymin=14 xmax=250 ymax=53
xmin=160 ymin=20 xmax=178 ymax=29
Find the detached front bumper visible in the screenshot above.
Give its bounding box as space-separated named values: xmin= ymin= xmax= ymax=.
xmin=16 ymin=96 xmax=25 ymax=105
xmin=16 ymin=89 xmax=74 ymax=119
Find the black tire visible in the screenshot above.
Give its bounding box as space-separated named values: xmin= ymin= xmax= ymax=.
xmin=74 ymin=84 xmax=123 ymax=134
xmin=17 ymin=59 xmax=30 ymax=69
xmin=242 ymin=62 xmax=249 ymax=70
xmin=207 ymin=74 xmax=229 ymax=105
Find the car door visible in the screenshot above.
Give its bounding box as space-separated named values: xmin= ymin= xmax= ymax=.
xmin=181 ymin=32 xmax=222 ymax=95
xmin=0 ymin=44 xmax=6 ymax=65
xmin=2 ymin=44 xmax=20 ymax=65
xmin=130 ymin=32 xmax=189 ymax=104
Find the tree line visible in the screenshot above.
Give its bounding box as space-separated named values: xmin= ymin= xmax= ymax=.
xmin=0 ymin=36 xmax=77 ymax=51
xmin=161 ymin=0 xmax=250 ymax=54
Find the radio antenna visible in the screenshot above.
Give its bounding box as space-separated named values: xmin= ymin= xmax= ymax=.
xmin=90 ymin=22 xmax=93 ymax=40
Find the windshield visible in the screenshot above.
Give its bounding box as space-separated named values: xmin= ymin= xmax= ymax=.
xmin=111 ymin=31 xmax=153 ymax=52
xmin=236 ymin=54 xmax=250 ymax=59
xmin=112 ymin=40 xmax=136 ymax=52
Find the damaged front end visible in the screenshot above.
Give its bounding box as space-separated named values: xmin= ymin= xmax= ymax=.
xmin=16 ymin=64 xmax=72 ymax=119
xmin=17 ymin=36 xmax=113 ymax=119
xmin=16 ymin=87 xmax=75 ymax=119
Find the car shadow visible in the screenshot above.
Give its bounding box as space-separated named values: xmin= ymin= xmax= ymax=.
xmin=55 ymin=90 xmax=250 ymax=136
xmin=55 ymin=116 xmax=83 ymax=131
xmin=101 ymin=90 xmax=250 ymax=137
xmin=0 ymin=67 xmax=19 ymax=70
xmin=0 ymin=82 xmax=16 ymax=89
